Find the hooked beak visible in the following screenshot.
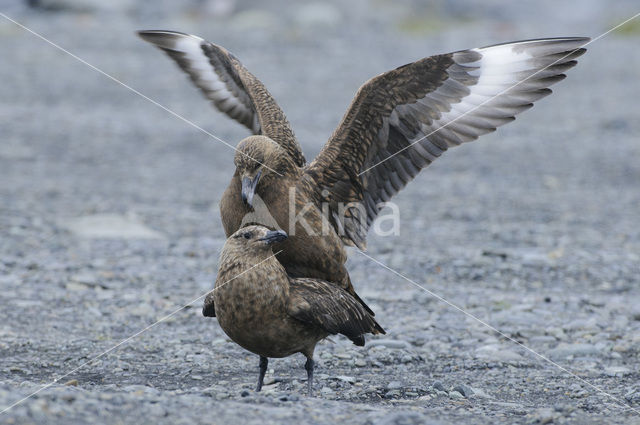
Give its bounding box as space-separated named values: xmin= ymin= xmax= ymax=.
xmin=258 ymin=229 xmax=288 ymax=245
xmin=241 ymin=170 xmax=262 ymax=207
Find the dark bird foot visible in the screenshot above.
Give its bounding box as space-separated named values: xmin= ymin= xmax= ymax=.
xmin=304 ymin=357 xmax=314 ymax=397
xmin=256 ymin=356 xmax=268 ymax=392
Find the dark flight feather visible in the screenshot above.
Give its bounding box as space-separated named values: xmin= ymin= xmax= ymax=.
xmin=305 ymin=37 xmax=589 ymax=249
xmin=137 ymin=30 xmax=306 ymax=167
xmin=288 ymin=278 xmax=385 ymax=346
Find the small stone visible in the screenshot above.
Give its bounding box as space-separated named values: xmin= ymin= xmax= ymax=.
xmin=263 ymin=377 xmax=278 ymax=386
xmin=564 ymin=318 xmax=599 ymax=331
xmin=64 ymin=379 xmax=79 ymax=386
xmin=624 ymin=386 xmax=640 ymax=403
xmin=612 ymin=344 xmax=629 ymax=353
xmin=475 ymin=345 xmax=524 ymax=363
xmin=604 ymin=366 xmax=631 ymax=377
xmin=449 ymin=390 xmax=464 ymax=400
xmin=452 ymin=384 xmax=474 ymax=398
xmin=531 ymin=407 xmax=556 ymax=424
xmin=354 ymin=359 xmax=367 ymax=367
xmin=547 ymin=343 xmax=600 ymax=359
xmin=65 ymin=281 xmax=91 ymax=291
xmin=336 ymin=375 xmax=355 ymax=383
xmin=432 ymin=381 xmax=446 ymax=392
xmin=240 ymin=389 xmax=250 ymax=397
xmin=529 ymin=335 xmax=557 ymax=344
xmin=386 ymin=381 xmax=402 ymax=390
xmin=70 ymin=273 xmax=99 ymax=285
xmin=202 ymin=387 xmax=218 ymax=397
xmin=320 ymin=386 xmax=334 ymax=396
xmin=367 ymin=339 xmax=410 ymax=350
xmin=384 ymin=390 xmax=402 ymax=398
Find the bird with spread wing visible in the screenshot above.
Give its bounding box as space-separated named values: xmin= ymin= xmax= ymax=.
xmin=139 ymin=31 xmax=588 ymax=316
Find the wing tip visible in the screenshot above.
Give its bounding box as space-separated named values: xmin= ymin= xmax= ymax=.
xmin=567 ymin=48 xmax=588 ymax=59
xmin=351 ymin=335 xmax=366 ymax=346
xmin=479 ymin=36 xmax=591 ymax=50
xmin=137 ymin=30 xmax=203 ymax=48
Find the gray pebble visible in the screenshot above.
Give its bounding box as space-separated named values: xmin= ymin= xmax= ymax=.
xmin=432 ymin=381 xmax=446 ymax=392
xmin=386 ymin=381 xmax=403 ymax=390
xmin=449 ymin=390 xmax=464 ymax=400
xmin=367 ymin=339 xmax=411 ymax=350
xmin=547 ymin=343 xmax=601 ymax=359
xmin=451 ymin=384 xmax=474 ymax=398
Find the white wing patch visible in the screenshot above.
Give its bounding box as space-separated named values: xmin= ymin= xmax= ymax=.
xmin=172 ymin=35 xmax=256 ymax=126
xmin=358 ymin=38 xmax=586 ymax=242
xmin=413 ymin=38 xmax=586 ymax=150
xmin=173 ymin=35 xmax=224 ymax=88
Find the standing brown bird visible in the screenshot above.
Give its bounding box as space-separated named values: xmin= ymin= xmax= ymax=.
xmin=139 ymin=31 xmax=588 ymax=312
xmin=203 ymin=225 xmax=384 ymax=395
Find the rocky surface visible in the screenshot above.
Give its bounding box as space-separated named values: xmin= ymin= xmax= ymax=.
xmin=1 ymin=1 xmax=639 ymax=424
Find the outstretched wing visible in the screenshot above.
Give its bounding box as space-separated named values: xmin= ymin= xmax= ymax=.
xmin=138 ymin=30 xmax=306 ymax=167
xmin=288 ymin=278 xmax=385 ymax=346
xmin=304 ymin=37 xmax=589 ymax=248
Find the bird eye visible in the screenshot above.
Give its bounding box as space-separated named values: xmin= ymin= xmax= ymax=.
xmin=243 ymin=232 xmax=252 ymax=239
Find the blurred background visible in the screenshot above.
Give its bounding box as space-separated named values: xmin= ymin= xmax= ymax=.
xmin=1 ymin=1 xmax=639 ymax=423
xmin=1 ymin=0 xmax=638 ymax=229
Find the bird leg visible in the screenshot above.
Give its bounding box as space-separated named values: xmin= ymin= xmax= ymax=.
xmin=256 ymin=356 xmax=268 ymax=392
xmin=304 ymin=357 xmax=314 ymax=396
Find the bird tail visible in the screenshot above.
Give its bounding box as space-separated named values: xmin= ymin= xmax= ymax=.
xmin=344 ymin=273 xmax=377 ymax=317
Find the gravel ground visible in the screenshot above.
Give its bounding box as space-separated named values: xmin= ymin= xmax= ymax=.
xmin=1 ymin=1 xmax=639 ymax=424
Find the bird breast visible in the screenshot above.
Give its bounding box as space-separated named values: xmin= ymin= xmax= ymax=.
xmin=213 ymin=264 xmax=311 ymax=357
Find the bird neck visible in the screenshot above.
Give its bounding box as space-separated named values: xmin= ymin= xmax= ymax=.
xmin=218 ymin=247 xmax=285 ymax=281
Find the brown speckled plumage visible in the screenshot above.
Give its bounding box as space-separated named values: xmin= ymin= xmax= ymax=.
xmin=203 ymin=225 xmax=383 ymax=394
xmin=140 ymin=31 xmax=588 ymax=314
